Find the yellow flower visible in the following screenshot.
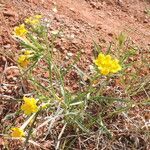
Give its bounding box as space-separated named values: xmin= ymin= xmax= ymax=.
xmin=24 ymin=50 xmax=32 ymax=55
xmin=94 ymin=53 xmax=122 ymax=75
xmin=14 ymin=24 xmax=28 ymax=37
xmin=21 ymin=97 xmax=38 ymax=115
xmin=25 ymin=15 xmax=42 ymax=26
xmin=25 ymin=17 xmax=39 ymax=25
xmin=111 ymin=59 xmax=122 ymax=73
xmin=18 ymin=50 xmax=33 ymax=68
xmin=100 ymin=68 xmax=110 ymax=75
xmin=11 ymin=127 xmax=25 ymax=138
xmin=34 ymin=15 xmax=42 ymax=19
xmin=17 ymin=55 xmax=30 ymax=68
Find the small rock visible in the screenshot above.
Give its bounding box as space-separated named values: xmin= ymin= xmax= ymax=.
xmin=143 ymin=19 xmax=148 ymax=23
xmin=117 ymin=0 xmax=123 ymax=6
xmin=2 ymin=86 xmax=7 ymax=90
xmin=2 ymin=56 xmax=6 ymax=62
xmin=52 ymin=7 xmax=58 ymax=13
xmin=108 ymin=33 xmax=113 ymax=37
xmin=67 ymin=52 xmax=73 ymax=57
xmin=65 ymin=56 xmax=69 ymax=60
xmin=51 ymin=30 xmax=59 ymax=35
xmin=81 ymin=49 xmax=85 ymax=53
xmin=3 ymin=44 xmax=11 ymax=49
xmin=12 ymin=77 xmax=17 ymax=81
xmin=90 ymin=2 xmax=97 ymax=8
xmin=53 ymin=48 xmax=57 ymax=52
xmin=107 ymin=12 xmax=112 ymax=16
xmin=3 ymin=10 xmax=17 ymax=17
xmin=70 ymin=7 xmax=75 ymax=12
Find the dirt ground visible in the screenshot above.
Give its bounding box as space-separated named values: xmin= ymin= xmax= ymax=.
xmin=1 ymin=0 xmax=150 ymax=50
xmin=0 ymin=0 xmax=150 ymax=149
xmin=1 ymin=0 xmax=150 ymax=76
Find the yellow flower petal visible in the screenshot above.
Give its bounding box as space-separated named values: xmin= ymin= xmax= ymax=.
xmin=94 ymin=53 xmax=122 ymax=75
xmin=24 ymin=50 xmax=32 ymax=55
xmin=34 ymin=15 xmax=42 ymax=19
xmin=21 ymin=97 xmax=38 ymax=115
xmin=11 ymin=127 xmax=25 ymax=138
xmin=17 ymin=55 xmax=30 ymax=68
xmin=101 ymin=68 xmax=110 ymax=75
xmin=25 ymin=15 xmax=42 ymax=27
xmin=13 ymin=24 xmax=28 ymax=37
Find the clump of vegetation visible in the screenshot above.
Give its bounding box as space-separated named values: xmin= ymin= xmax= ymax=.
xmin=1 ymin=15 xmax=149 ymax=149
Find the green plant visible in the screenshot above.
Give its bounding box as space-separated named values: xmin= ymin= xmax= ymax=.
xmin=1 ymin=15 xmax=149 ymax=149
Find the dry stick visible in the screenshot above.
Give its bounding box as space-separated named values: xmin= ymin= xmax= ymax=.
xmin=56 ymin=123 xmax=67 ymax=150
xmin=0 ymin=94 xmax=23 ymax=102
xmin=4 ymin=136 xmax=47 ymax=150
xmin=0 ymin=99 xmax=22 ymax=102
xmin=0 ymin=50 xmax=17 ymax=65
xmin=96 ymin=130 xmax=101 ymax=150
xmin=24 ymin=110 xmax=40 ymax=149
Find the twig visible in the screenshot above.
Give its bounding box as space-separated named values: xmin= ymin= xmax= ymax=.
xmin=24 ymin=110 xmax=40 ymax=149
xmin=55 ymin=123 xmax=67 ymax=150
xmin=0 ymin=94 xmax=22 ymax=102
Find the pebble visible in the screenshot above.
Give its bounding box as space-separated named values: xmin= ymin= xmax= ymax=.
xmin=117 ymin=0 xmax=123 ymax=6
xmin=53 ymin=48 xmax=57 ymax=52
xmin=69 ymin=7 xmax=75 ymax=12
xmin=2 ymin=56 xmax=7 ymax=62
xmin=81 ymin=49 xmax=85 ymax=53
xmin=108 ymin=33 xmax=113 ymax=37
xmin=67 ymin=52 xmax=73 ymax=57
xmin=12 ymin=77 xmax=17 ymax=81
xmin=65 ymin=56 xmax=69 ymax=60
xmin=143 ymin=19 xmax=148 ymax=23
xmin=3 ymin=10 xmax=17 ymax=17
xmin=3 ymin=44 xmax=11 ymax=49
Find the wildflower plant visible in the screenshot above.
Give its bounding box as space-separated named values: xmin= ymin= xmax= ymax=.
xmin=2 ymin=14 xmax=149 ymax=149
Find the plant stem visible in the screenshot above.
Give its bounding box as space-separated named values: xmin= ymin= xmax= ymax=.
xmin=24 ymin=110 xmax=40 ymax=148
